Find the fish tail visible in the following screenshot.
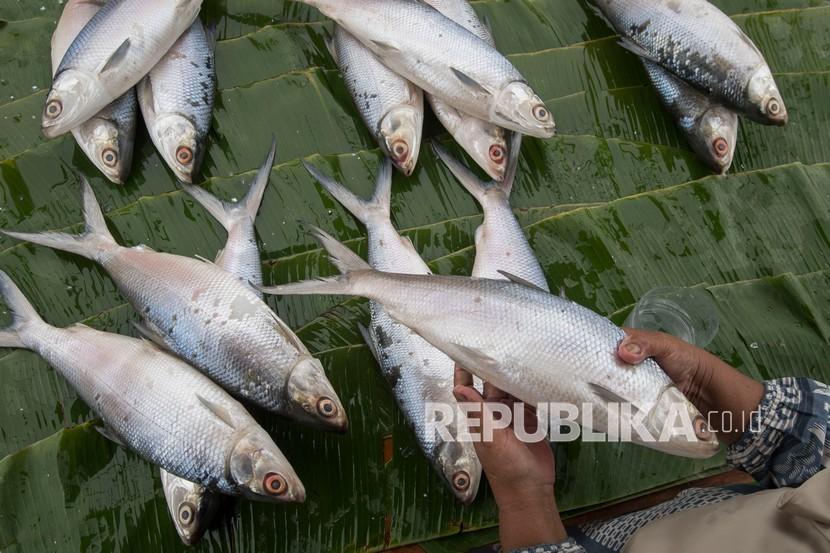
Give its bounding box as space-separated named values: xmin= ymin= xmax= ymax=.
xmin=304 ymin=159 xmax=392 ymax=226
xmin=0 ymin=270 xmax=44 ymax=348
xmin=183 ymin=137 xmax=276 ymax=231
xmin=432 ymin=132 xmax=523 ymax=199
xmin=3 ymin=177 xmax=116 ymax=261
xmin=258 ymin=225 xmax=372 ymax=297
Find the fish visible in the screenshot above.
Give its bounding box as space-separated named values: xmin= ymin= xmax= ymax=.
xmin=138 ymin=18 xmax=216 ymax=183
xmin=593 ymin=0 xmax=787 ymax=126
xmin=43 ymin=0 xmax=203 ymax=138
xmin=259 ymin=233 xmax=721 ymax=459
xmin=642 ymin=61 xmax=739 ymax=174
xmin=0 ymin=271 xmax=305 ymax=502
xmin=3 ymin=179 xmax=347 ymax=433
xmin=304 ymin=159 xmax=481 ymax=503
xmin=422 ymin=0 xmax=509 ymax=181
xmin=181 ymin=138 xmax=276 ymax=290
xmin=331 ymin=26 xmax=423 ymax=176
xmin=433 ymin=133 xmax=548 ymax=290
xmin=50 ymin=0 xmax=137 ymax=184
xmin=299 ymin=0 xmax=555 ymax=138
xmin=160 ymin=471 xmax=223 ymax=546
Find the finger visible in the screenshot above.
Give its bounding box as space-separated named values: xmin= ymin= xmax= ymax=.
xmin=453 ymin=384 xmax=485 ymax=437
xmin=618 ymin=327 xmax=687 ymax=364
xmin=483 ymin=381 xmax=509 ymax=402
xmin=454 ymin=365 xmax=474 ymax=388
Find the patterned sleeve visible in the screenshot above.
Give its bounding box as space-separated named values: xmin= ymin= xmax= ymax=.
xmin=508 ymin=538 xmax=586 ymax=553
xmin=727 ymin=377 xmax=830 ymax=487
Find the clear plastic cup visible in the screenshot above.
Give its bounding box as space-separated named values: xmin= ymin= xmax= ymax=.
xmin=624 ymin=286 xmax=719 ymax=348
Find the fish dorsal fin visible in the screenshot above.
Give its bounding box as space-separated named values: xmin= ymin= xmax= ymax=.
xmin=133 ymin=321 xmax=171 ymax=351
xmin=196 ymin=394 xmax=238 ymax=430
xmin=371 ymin=39 xmax=400 ymax=53
xmin=357 ymin=323 xmax=381 ymax=364
xmin=450 ymin=67 xmax=491 ymax=96
xmin=95 ymin=423 xmax=126 ymax=446
xmin=616 ymin=37 xmax=659 ymax=64
xmin=497 ymin=270 xmax=547 ymax=293
xmin=99 ymin=38 xmax=131 ymax=74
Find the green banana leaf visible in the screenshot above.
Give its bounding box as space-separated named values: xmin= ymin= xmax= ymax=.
xmin=1 ymin=0 xmax=829 ymax=551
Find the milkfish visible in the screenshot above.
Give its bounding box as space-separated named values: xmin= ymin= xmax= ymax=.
xmin=3 ymin=179 xmax=347 ymax=432
xmin=298 ymin=0 xmax=555 ymax=138
xmin=594 ymin=0 xmax=787 ymax=125
xmin=0 ymin=271 xmax=304 ymax=502
xmin=138 ymin=18 xmax=216 ymax=183
xmin=160 ymin=471 xmax=223 ymax=546
xmin=43 ymin=0 xmax=203 ymax=137
xmin=331 ymin=26 xmax=423 ymax=176
xmin=304 ymin=159 xmax=481 ymax=503
xmin=642 ymin=61 xmax=739 ymax=174
xmin=260 ymin=235 xmax=720 ymax=459
xmin=50 ymin=0 xmax=137 ymax=184
xmin=422 ymin=0 xmax=509 ymax=181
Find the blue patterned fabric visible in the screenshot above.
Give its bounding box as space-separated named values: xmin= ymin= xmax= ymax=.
xmin=506 ymin=378 xmax=830 ymax=553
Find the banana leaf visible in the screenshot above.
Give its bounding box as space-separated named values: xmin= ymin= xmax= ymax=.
xmin=1 ymin=1 xmax=829 ymax=551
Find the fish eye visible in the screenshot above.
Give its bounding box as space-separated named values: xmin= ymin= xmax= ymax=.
xmin=176 ymin=146 xmax=194 ymax=165
xmin=693 ymin=417 xmax=711 ymax=440
xmin=177 ymin=502 xmax=196 ymax=526
xmin=316 ymin=397 xmax=337 ymax=418
xmin=45 ymin=100 xmax=63 ymax=119
xmin=766 ymin=98 xmax=781 ymax=115
xmin=452 ymin=471 xmax=470 ymax=491
xmin=391 ymin=140 xmax=409 ymax=160
xmin=532 ymin=105 xmax=549 ymax=122
xmin=712 ymin=137 xmax=729 ymax=157
xmin=102 ymin=148 xmax=118 ymax=168
xmin=489 ymin=144 xmax=506 ymax=164
xmin=263 ymin=472 xmax=288 ymax=496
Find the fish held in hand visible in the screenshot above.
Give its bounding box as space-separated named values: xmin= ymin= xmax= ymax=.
xmin=301 ymin=0 xmax=554 ymax=138
xmin=43 ymin=0 xmax=203 ymax=138
xmin=260 ymin=234 xmax=720 ymax=459
xmin=160 ymin=470 xmax=223 ymax=546
xmin=139 ymin=18 xmax=216 ymax=183
xmin=304 ymin=159 xmax=481 ymax=503
xmin=594 ymin=0 xmax=786 ymax=125
xmin=51 ymin=0 xmax=137 ymax=184
xmin=3 ymin=179 xmax=347 ymax=433
xmin=0 ymin=271 xmax=304 ymax=503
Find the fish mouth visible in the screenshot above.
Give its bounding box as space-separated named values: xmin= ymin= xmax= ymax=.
xmin=379 ymin=105 xmax=423 ymax=176
xmin=491 ymin=81 xmax=555 ymax=139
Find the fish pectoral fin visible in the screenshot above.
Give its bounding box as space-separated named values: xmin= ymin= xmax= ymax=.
xmin=448 ymin=342 xmax=500 ymax=373
xmin=370 ymin=39 xmax=400 ymax=53
xmin=450 ymin=67 xmax=492 ymax=96
xmin=99 ymin=38 xmax=132 ymax=74
xmin=588 ymin=382 xmax=641 ymax=412
xmin=133 ymin=321 xmax=172 ymax=351
xmin=357 ymin=323 xmax=382 ymax=364
xmin=194 ymin=254 xmax=218 ymax=266
xmin=616 ymin=37 xmax=659 ymax=64
xmin=324 ymin=34 xmax=337 ymax=60
xmin=95 ymin=423 xmax=126 ymax=446
xmin=497 ymin=270 xmax=548 ymax=293
xmin=196 ymin=394 xmax=238 ymax=430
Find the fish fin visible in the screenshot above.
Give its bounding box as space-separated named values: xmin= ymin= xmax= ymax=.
xmin=133 ymin=321 xmax=171 ymax=351
xmin=0 ymin=271 xmax=43 ymax=348
xmin=450 ymin=67 xmax=492 ymax=96
xmin=370 ymin=39 xmax=400 ymax=53
xmin=304 ymin=158 xmax=392 ymax=226
xmin=308 ymin=225 xmax=371 ymax=274
xmin=196 ymin=394 xmax=238 ymax=430
xmin=213 ymin=247 xmax=226 ymax=265
xmin=95 ymin=424 xmax=126 ymax=446
xmin=203 ymin=21 xmax=219 ymax=50
xmin=193 ymin=254 xmax=219 ymax=266
xmin=399 ymin=236 xmax=431 ymax=273
xmin=501 ymin=131 xmax=523 ymax=196
xmin=588 ymin=382 xmax=640 ymax=411
xmin=325 ymin=32 xmax=337 ymax=60
xmin=481 ymin=13 xmax=494 ymax=36
xmin=447 ymin=342 xmax=500 ymax=373
xmin=99 ymin=38 xmax=131 ymax=74
xmin=616 ymin=37 xmax=659 ymax=64
xmin=357 ymin=323 xmax=381 ymax=364
xmin=497 ymin=270 xmax=548 ymax=293
xmin=558 ymin=287 xmax=567 ymax=299
xmin=2 ymin=177 xmax=116 ymax=261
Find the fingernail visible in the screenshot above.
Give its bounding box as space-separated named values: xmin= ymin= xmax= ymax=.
xmin=453 ymin=390 xmax=465 ymax=402
xmin=624 ymin=341 xmax=642 ymax=355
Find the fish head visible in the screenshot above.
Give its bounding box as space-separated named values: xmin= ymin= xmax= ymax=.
xmin=641 ymin=385 xmax=720 ymax=459
xmin=457 ymin=118 xmax=509 ymax=182
xmin=160 ymin=472 xmax=220 ymax=546
xmin=379 ymin=105 xmax=423 ymax=176
xmin=746 ymin=65 xmax=787 ymax=126
xmin=228 ymin=430 xmax=306 ymax=504
xmin=491 ymin=81 xmax=555 ymax=139
xmin=77 ymin=117 xmax=133 ymax=184
xmin=436 ymin=440 xmax=482 ymax=505
xmin=285 ymin=356 xmax=349 ymax=432
xmin=42 ymin=69 xmax=107 ymax=138
xmin=691 ymin=105 xmax=738 ymax=174
xmin=152 ymin=113 xmax=205 ymax=183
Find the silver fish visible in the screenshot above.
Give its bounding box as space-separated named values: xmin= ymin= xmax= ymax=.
xmin=331 ymin=26 xmax=423 ymax=176
xmin=43 ymin=0 xmax=202 ymax=138
xmin=300 ymin=0 xmax=555 ymax=138
xmin=642 ymin=61 xmax=739 ymax=174
xmin=594 ymin=0 xmax=786 ymax=125
xmin=138 ymin=18 xmax=216 ymax=183
xmin=433 ymin=133 xmax=548 ymax=290
xmin=304 ymin=159 xmax=481 ymax=503
xmin=422 ymin=0 xmax=508 ymax=181
xmin=260 ymin=234 xmax=720 ymax=459
xmin=3 ymin=180 xmax=347 ymax=432
xmin=160 ymin=471 xmax=222 ymax=546
xmin=51 ymin=0 xmax=137 ymax=184
xmin=0 ymin=271 xmax=304 ymax=502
